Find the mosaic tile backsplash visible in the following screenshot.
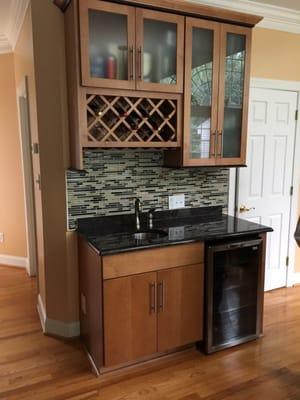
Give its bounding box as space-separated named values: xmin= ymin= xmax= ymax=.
xmin=66 ymin=150 xmax=229 ymax=230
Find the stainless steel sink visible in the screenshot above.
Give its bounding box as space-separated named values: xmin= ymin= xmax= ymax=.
xmin=132 ymin=229 xmax=168 ymax=241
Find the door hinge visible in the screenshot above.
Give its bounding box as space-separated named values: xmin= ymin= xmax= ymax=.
xmin=290 ymin=186 xmax=294 ymax=196
xmin=295 ymin=110 xmax=299 ymax=121
xmin=286 ymin=256 xmax=289 ymax=267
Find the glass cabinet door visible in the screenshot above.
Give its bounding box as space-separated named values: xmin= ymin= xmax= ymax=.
xmin=217 ymin=25 xmax=251 ymax=165
xmin=183 ymin=18 xmax=220 ymax=166
xmin=79 ymin=0 xmax=136 ymax=90
xmin=136 ymin=9 xmax=184 ymax=93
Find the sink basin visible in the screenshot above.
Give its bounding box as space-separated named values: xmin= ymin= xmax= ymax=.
xmin=132 ymin=229 xmax=168 ymax=241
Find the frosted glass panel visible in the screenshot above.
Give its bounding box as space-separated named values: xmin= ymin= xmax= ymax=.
xmin=88 ymin=10 xmax=128 ymax=80
xmin=190 ymin=28 xmax=214 ymax=159
xmin=222 ymin=33 xmax=246 ymax=158
xmin=143 ymin=19 xmax=177 ymax=84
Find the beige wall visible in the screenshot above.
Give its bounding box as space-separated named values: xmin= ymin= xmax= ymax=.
xmin=251 ymin=27 xmax=300 ymax=81
xmin=0 ymin=53 xmax=27 ymax=258
xmin=251 ymin=27 xmax=300 ymax=273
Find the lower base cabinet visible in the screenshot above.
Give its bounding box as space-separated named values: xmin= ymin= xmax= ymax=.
xmin=157 ymin=264 xmax=204 ymax=352
xmin=103 ymin=264 xmax=204 ymax=367
xmin=103 ymin=272 xmax=157 ymax=367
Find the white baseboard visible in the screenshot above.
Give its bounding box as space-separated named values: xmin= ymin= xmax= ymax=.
xmin=0 ymin=254 xmax=29 ymax=271
xmin=37 ymin=294 xmax=80 ymax=338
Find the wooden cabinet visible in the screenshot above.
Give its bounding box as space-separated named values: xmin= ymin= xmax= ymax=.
xmin=165 ymin=18 xmax=252 ymax=167
xmin=103 ymin=264 xmax=204 ymax=367
xmin=79 ymin=0 xmax=136 ymax=90
xmin=103 ymin=272 xmax=157 ymax=367
xmin=217 ymin=24 xmax=251 ymax=166
xmin=157 ymin=264 xmax=204 ymax=352
xmin=79 ymin=0 xmax=184 ymax=93
xmin=79 ymin=240 xmax=205 ymax=372
xmin=66 ymin=0 xmax=260 ymax=169
xmin=136 ymin=8 xmax=184 ymax=93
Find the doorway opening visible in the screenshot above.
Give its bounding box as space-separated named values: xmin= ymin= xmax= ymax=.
xmin=17 ymin=77 xmax=37 ymax=277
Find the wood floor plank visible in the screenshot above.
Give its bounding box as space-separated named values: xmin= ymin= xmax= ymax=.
xmin=0 ymin=265 xmax=300 ymax=399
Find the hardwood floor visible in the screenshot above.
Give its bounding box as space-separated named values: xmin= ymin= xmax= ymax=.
xmin=1 ymin=264 xmax=300 ymax=399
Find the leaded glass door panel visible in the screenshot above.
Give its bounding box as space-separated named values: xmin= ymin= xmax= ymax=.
xmin=183 ymin=18 xmax=220 ymax=166
xmin=217 ymin=24 xmax=252 ymax=166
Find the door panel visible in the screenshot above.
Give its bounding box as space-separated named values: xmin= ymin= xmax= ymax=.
xmin=183 ymin=18 xmax=220 ymax=166
xmin=136 ymin=8 xmax=184 ymax=93
xmin=79 ymin=0 xmax=136 ymax=89
xmin=238 ymin=88 xmax=297 ymax=291
xmin=157 ymin=264 xmax=204 ymax=352
xmin=217 ymin=24 xmax=252 ymax=166
xmin=103 ymin=272 xmax=157 ymax=367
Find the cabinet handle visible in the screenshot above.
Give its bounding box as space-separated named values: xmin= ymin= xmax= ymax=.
xmin=217 ymin=131 xmax=223 ymax=158
xmin=211 ymin=129 xmax=218 ymax=158
xmin=157 ymin=281 xmax=165 ymax=312
xmin=137 ymin=47 xmax=142 ymax=80
xmin=149 ymin=282 xmax=156 ymax=314
xmin=129 ymin=46 xmax=134 ymax=80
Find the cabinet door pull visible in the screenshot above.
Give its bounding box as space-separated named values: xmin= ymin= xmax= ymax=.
xmin=157 ymin=281 xmax=165 ymax=312
xmin=211 ymin=130 xmax=218 ymax=158
xmin=149 ymin=282 xmax=156 ymax=314
xmin=217 ymin=131 xmax=223 ymax=158
xmin=129 ymin=46 xmax=134 ymax=80
xmin=137 ymin=47 xmax=142 ymax=80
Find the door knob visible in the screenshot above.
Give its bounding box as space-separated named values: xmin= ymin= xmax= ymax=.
xmin=239 ymin=205 xmax=255 ymax=213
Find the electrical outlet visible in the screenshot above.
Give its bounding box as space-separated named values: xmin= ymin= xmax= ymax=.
xmin=0 ymin=232 xmax=4 ymax=243
xmin=168 ymin=227 xmax=185 ymax=240
xmin=168 ymin=194 xmax=185 ymax=210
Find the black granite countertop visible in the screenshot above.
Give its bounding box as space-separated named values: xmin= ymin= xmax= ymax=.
xmin=77 ymin=206 xmax=273 ymax=255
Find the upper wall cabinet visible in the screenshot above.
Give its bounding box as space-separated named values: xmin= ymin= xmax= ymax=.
xmin=165 ymin=18 xmax=252 ymax=167
xmin=66 ymin=0 xmax=261 ymax=169
xmin=79 ymin=0 xmax=184 ymax=93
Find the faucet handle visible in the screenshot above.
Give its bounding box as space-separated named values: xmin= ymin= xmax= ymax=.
xmin=148 ymin=208 xmax=156 ymax=229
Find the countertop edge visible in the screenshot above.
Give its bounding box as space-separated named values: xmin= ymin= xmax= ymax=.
xmin=84 ymin=227 xmax=273 ymax=256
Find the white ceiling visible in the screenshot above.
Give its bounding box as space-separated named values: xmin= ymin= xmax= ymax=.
xmin=248 ymin=0 xmax=300 ymax=10
xmin=0 ymin=0 xmax=29 ymax=53
xmin=0 ymin=0 xmax=300 ymax=54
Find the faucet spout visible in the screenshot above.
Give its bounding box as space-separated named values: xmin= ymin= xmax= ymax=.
xmin=135 ymin=198 xmax=142 ymax=231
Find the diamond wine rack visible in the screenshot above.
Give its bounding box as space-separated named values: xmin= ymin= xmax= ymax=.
xmin=83 ymin=91 xmax=181 ymax=148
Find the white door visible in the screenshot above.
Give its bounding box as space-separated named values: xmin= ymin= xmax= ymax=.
xmin=237 ymin=88 xmax=297 ymax=291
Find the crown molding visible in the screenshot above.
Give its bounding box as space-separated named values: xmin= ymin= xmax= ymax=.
xmin=6 ymin=0 xmax=30 ymax=50
xmin=192 ymin=0 xmax=300 ymax=33
xmin=0 ymin=34 xmax=12 ymax=54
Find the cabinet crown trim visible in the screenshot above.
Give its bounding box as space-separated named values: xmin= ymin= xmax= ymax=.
xmin=112 ymin=0 xmax=263 ymax=27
